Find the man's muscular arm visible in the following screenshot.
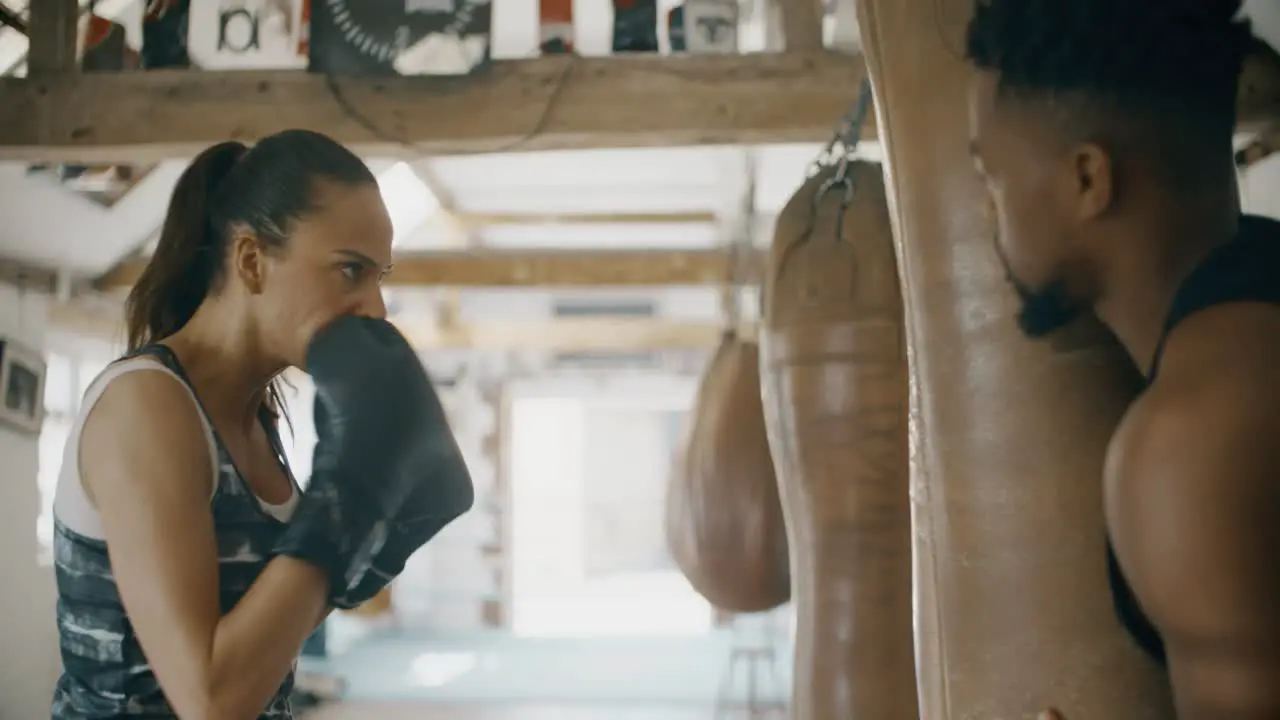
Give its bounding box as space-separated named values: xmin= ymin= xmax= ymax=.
xmin=1107 ymin=356 xmax=1280 ymax=719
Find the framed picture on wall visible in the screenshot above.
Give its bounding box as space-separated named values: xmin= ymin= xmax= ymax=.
xmin=0 ymin=338 xmax=47 ymax=436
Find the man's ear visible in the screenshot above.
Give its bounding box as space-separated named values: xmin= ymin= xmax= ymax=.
xmin=229 ymin=229 xmax=267 ymax=295
xmin=1073 ymin=142 xmax=1114 ymax=221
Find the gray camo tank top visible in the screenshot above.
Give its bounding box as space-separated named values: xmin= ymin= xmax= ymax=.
xmin=51 ymin=345 xmax=300 ymax=719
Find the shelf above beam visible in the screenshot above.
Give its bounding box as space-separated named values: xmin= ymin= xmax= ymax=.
xmin=0 ymin=51 xmax=873 ymax=164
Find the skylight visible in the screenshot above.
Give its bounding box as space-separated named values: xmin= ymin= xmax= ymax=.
xmin=377 ymin=161 xmax=440 ymax=247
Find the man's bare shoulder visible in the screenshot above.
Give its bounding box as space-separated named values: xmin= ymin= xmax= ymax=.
xmin=1106 ymin=302 xmax=1280 ymax=713
xmin=1111 ymin=300 xmax=1280 ymax=475
xmin=1107 ymin=301 xmax=1280 ymax=526
xmin=1105 ymin=302 xmax=1280 ymax=643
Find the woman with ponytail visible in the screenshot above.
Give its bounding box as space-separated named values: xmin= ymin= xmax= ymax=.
xmin=51 ymin=130 xmax=391 ymax=719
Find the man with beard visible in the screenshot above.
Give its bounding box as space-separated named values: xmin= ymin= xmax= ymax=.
xmin=965 ymin=0 xmax=1280 ymax=717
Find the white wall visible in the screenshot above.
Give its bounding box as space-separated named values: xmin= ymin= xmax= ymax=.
xmin=0 ymin=284 xmax=60 ymax=719
xmin=382 ymin=368 xmax=707 ymax=636
xmin=1241 ymin=154 xmax=1280 ymax=219
xmin=504 ymin=373 xmax=714 ymax=637
xmin=391 ymin=371 xmax=502 ymax=632
xmin=582 ymin=407 xmax=677 ymax=577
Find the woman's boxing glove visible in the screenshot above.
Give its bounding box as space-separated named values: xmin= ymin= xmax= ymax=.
xmin=273 ymin=315 xmax=473 ymax=605
xmin=311 ymin=384 xmax=474 ymax=609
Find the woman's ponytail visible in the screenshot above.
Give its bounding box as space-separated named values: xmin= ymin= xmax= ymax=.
xmin=124 ymin=141 xmax=247 ymax=351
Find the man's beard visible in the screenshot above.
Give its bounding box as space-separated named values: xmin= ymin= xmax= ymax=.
xmin=1009 ymin=274 xmax=1080 ymax=338
xmin=993 ymin=239 xmax=1080 ymax=338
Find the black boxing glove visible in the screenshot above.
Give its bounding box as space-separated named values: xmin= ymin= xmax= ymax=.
xmin=311 ymin=385 xmax=474 ymax=609
xmin=273 ymin=316 xmax=474 ymax=607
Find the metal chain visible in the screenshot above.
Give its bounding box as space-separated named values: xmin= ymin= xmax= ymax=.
xmin=802 ymin=78 xmax=875 ymax=244
xmin=722 ymin=151 xmax=757 ymax=334
xmin=806 ymin=78 xmax=874 ymax=178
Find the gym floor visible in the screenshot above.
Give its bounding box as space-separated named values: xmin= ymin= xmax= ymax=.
xmin=306 ymin=701 xmax=713 ymax=719
xmin=298 ymin=624 xmax=791 ymax=718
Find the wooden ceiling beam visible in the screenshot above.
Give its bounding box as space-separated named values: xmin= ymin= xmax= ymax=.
xmin=401 ymin=317 xmax=754 ymax=352
xmin=446 ymin=210 xmax=720 ymax=230
xmin=0 ymin=3 xmax=29 ymax=35
xmin=94 ymin=248 xmax=766 ymax=291
xmin=0 ymin=257 xmax=60 ymax=295
xmin=47 ymin=299 xmax=755 ymax=352
xmin=2 ymin=41 xmax=1276 ymax=161
xmin=26 ymin=0 xmax=78 ymax=74
xmin=0 ymin=51 xmax=872 ymax=164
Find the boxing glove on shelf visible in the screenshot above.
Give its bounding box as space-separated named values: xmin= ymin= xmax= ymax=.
xmin=273 ymin=316 xmax=475 ymax=608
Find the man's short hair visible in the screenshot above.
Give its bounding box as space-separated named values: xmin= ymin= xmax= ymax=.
xmin=966 ymin=0 xmax=1255 ymax=165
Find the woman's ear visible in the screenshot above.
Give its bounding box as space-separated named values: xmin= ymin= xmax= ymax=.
xmin=229 ymin=228 xmax=267 ymax=294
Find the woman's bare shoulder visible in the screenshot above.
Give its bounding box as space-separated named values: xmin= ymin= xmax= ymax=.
xmin=79 ymin=362 xmax=213 ymax=503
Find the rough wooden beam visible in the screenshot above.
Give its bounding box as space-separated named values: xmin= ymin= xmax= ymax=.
xmin=26 ymin=0 xmax=78 ymax=74
xmin=0 ymin=257 xmax=59 ymax=294
xmin=95 ymin=248 xmax=766 ymax=291
xmin=47 ymin=299 xmax=756 ymax=352
xmin=0 ymin=3 xmax=28 ymax=35
xmin=449 ymin=211 xmax=719 ymax=230
xmin=0 ymin=52 xmax=871 ymax=163
xmin=404 ymin=317 xmax=755 ymax=351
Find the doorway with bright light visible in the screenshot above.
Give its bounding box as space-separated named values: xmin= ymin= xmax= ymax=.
xmin=506 ymin=375 xmax=714 ymax=639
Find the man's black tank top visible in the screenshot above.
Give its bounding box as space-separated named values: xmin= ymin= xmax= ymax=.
xmin=1107 ymin=213 xmax=1280 ymax=664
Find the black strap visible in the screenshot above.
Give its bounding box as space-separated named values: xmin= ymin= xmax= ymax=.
xmin=125 ymin=343 xmax=292 ymax=471
xmin=1147 ymin=214 xmax=1280 ymax=380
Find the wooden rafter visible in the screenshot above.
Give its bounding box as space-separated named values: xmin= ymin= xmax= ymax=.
xmin=402 ymin=317 xmax=755 ymax=351
xmin=446 ymin=210 xmax=719 ymax=230
xmin=47 ymin=299 xmax=756 ymax=352
xmin=0 ymin=256 xmax=59 ymax=294
xmin=0 ymin=51 xmax=872 ymax=163
xmin=95 ymin=248 xmax=767 ymax=291
xmin=0 ymin=3 xmax=28 ymax=35
xmin=25 ymin=0 xmax=76 ymax=74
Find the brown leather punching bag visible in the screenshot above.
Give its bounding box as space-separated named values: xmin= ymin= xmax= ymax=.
xmin=666 ymin=333 xmax=790 ymax=613
xmin=760 ymin=161 xmax=917 ymax=720
xmin=855 ymin=1 xmax=1174 ymax=718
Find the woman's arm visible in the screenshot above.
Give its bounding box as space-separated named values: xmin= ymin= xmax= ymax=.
xmin=80 ymin=370 xmax=330 ymax=720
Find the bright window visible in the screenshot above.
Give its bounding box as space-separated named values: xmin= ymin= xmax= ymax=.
xmin=36 ymin=351 xmax=112 ymax=560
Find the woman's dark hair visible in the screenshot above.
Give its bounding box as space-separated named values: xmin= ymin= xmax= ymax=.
xmin=125 ymin=129 xmax=377 ymax=421
xmin=965 ymin=0 xmax=1254 ymax=175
